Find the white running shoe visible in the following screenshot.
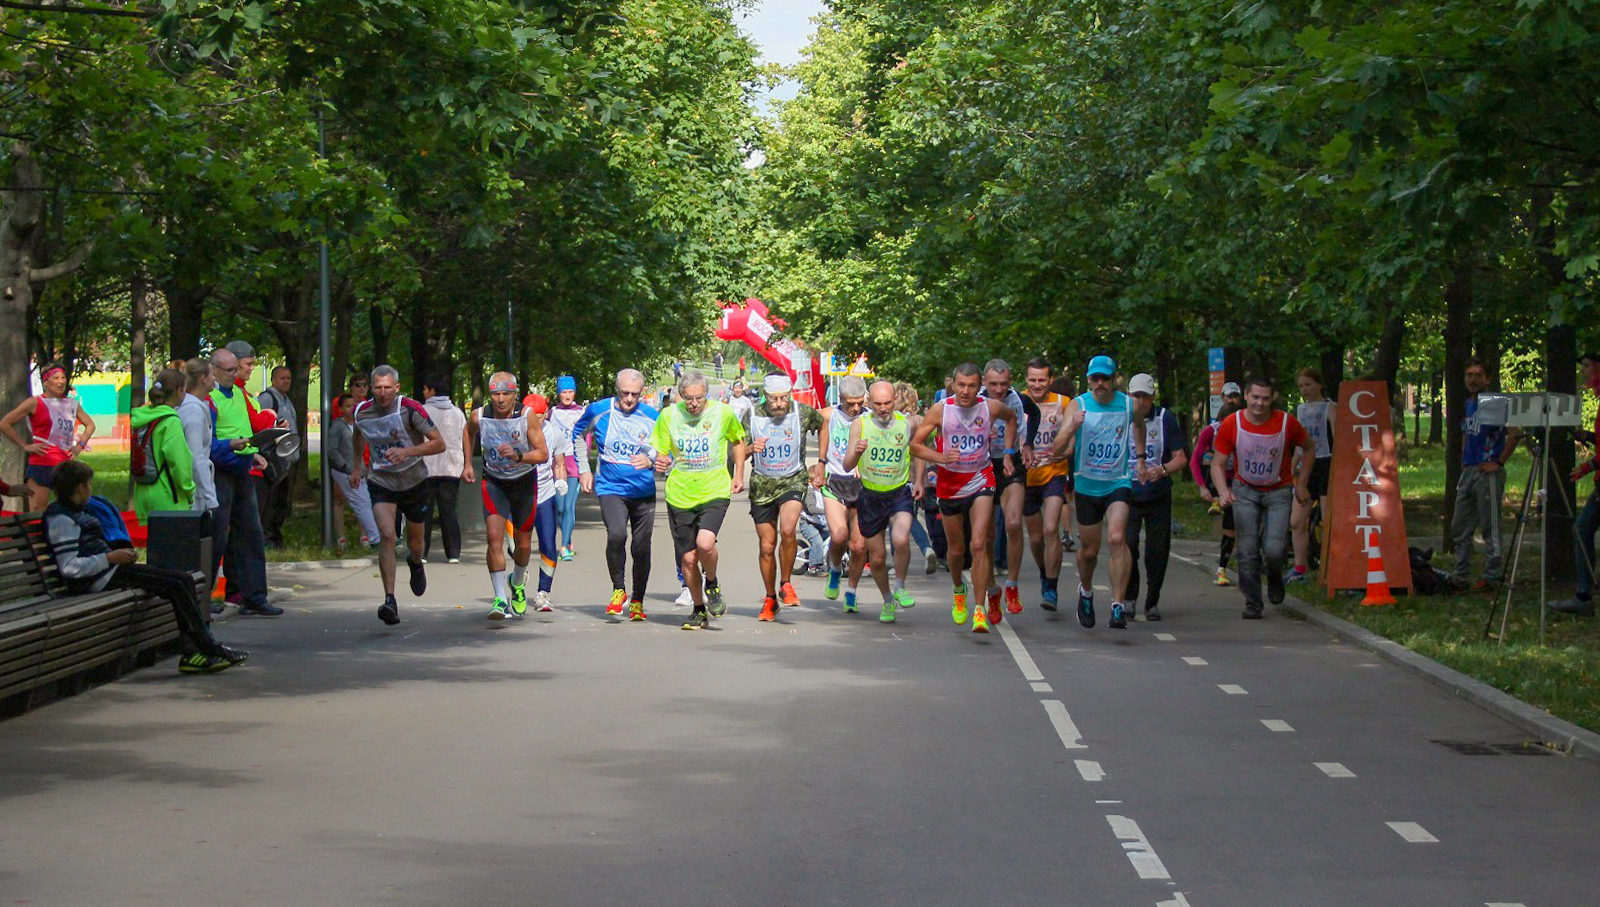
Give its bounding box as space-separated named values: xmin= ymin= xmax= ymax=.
xmin=535 ymin=590 xmax=553 ymax=612
xmin=675 ymin=586 xmax=694 ymax=607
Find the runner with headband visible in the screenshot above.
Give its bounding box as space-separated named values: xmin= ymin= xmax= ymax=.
xmin=1 ymin=362 xmax=96 ymax=511
xmin=463 ymin=373 xmax=550 ymax=620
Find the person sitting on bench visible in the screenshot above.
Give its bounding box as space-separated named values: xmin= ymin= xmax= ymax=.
xmin=44 ymin=459 xmax=249 ymax=674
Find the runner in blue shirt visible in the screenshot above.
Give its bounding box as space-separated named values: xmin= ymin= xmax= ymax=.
xmin=572 ymin=368 xmax=660 ymax=620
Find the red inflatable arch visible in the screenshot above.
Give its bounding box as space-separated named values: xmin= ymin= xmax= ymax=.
xmin=714 ymin=297 xmax=824 ymax=407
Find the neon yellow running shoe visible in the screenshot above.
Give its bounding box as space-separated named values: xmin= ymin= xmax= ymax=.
xmin=488 ymin=598 xmax=509 ymax=621
xmin=951 ymin=585 xmax=969 ymax=625
xmin=972 ymin=607 xmax=990 ymax=634
xmin=510 ymin=582 xmax=527 ymax=615
xmin=894 ymin=589 xmax=916 ymax=610
xmin=606 ymin=588 xmax=627 ymax=615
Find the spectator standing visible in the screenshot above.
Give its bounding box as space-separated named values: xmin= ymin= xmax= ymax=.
xmin=0 ymin=362 xmax=96 ymax=511
xmin=1553 ymin=351 xmax=1600 ymax=616
xmin=1450 ymin=358 xmax=1520 ymax=592
xmin=1124 ymin=374 xmax=1188 ymax=621
xmin=130 ymin=368 xmax=196 ymax=522
xmin=255 ymin=365 xmax=300 ymax=547
xmin=207 ymin=347 xmax=282 ymax=617
xmin=177 ymin=358 xmax=218 ymax=515
xmin=420 ymin=374 xmax=466 ymax=563
xmin=327 ymin=393 xmax=381 ymax=546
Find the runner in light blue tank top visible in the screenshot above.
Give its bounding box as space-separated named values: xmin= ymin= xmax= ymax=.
xmin=1049 ymin=356 xmax=1149 ymax=632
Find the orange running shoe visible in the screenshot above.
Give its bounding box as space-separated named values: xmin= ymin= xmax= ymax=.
xmin=606 ymin=588 xmax=627 ymax=615
xmin=780 ymin=581 xmax=800 ymax=607
xmin=1004 ymin=584 xmax=1023 ymax=614
xmin=628 ymin=600 xmax=647 ymax=621
xmin=758 ymin=596 xmax=779 ymax=622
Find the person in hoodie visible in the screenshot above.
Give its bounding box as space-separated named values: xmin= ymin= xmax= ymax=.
xmin=46 ymin=459 xmax=248 ymax=674
xmin=131 ymin=368 xmax=196 ymax=522
xmin=420 ymin=373 xmax=467 ymax=564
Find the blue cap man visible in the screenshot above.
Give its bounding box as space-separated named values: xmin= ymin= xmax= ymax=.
xmin=556 ymin=376 xmax=577 ymax=393
xmin=1087 ymin=355 xmax=1116 ymax=378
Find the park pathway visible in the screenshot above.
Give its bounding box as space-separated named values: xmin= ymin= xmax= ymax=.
xmin=1 ymin=491 xmax=1596 ymax=905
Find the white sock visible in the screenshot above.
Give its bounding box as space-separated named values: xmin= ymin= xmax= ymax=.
xmin=893 ymin=577 xmax=905 ymax=592
xmin=490 ymin=570 xmax=509 ymax=601
xmin=1080 ymin=585 xmax=1093 ymax=598
xmin=511 ymin=563 xmax=527 ymax=587
xmin=848 ymin=579 xmax=859 ymax=593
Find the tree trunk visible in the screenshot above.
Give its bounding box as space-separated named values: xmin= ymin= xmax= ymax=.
xmin=1 ymin=143 xmax=91 ymax=500
xmin=1318 ymin=343 xmax=1345 ymax=399
xmin=130 ymin=270 xmax=149 ymax=408
xmin=1370 ymin=303 xmax=1407 ymax=419
xmin=1441 ymin=264 xmax=1474 ymax=550
xmin=331 ymin=281 xmax=353 ymax=396
xmin=1545 ymin=323 xmax=1578 ymax=581
xmin=1428 ymin=370 xmax=1443 ymax=444
xmin=165 ymin=283 xmax=208 ymax=361
xmin=368 ymin=302 xmax=393 ymax=367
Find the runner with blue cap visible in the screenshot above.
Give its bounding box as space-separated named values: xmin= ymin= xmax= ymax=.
xmin=1049 ymin=355 xmax=1149 ymax=630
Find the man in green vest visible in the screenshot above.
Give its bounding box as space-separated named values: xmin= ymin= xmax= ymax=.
xmin=207 ymin=347 xmax=281 ymax=616
xmin=843 ymin=380 xmax=921 ymax=623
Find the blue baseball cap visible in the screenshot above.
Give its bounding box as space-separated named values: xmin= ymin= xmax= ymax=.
xmin=556 ymin=376 xmax=577 ymax=392
xmin=1086 ymin=355 xmax=1116 ymax=378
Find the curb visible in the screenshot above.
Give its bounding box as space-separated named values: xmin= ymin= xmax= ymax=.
xmin=266 ymin=556 xmax=375 ymax=571
xmin=1171 ymin=547 xmax=1600 ymax=762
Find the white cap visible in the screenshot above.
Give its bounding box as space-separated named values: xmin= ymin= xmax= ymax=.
xmin=763 ymin=374 xmax=793 ymax=394
xmin=1221 ymin=381 xmax=1242 ymax=396
xmin=1128 ymin=373 xmax=1156 ymax=396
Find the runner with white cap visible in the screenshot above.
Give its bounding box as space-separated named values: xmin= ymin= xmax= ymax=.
xmin=1125 ymin=373 xmax=1188 ymax=621
xmin=1049 ymin=355 xmax=1148 ymax=630
xmin=742 ymin=372 xmax=823 ymax=621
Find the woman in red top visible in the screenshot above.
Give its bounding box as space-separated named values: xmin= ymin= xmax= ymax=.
xmin=0 ymin=363 xmax=97 ymax=510
xmin=1210 ymin=377 xmax=1314 ymax=619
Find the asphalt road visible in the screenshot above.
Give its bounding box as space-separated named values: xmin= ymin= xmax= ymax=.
xmin=2 ymin=492 xmax=1596 ymax=906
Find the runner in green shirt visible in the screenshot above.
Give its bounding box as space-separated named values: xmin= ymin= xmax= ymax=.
xmin=843 ymin=381 xmax=922 ymax=622
xmin=649 ymin=371 xmax=748 ymax=629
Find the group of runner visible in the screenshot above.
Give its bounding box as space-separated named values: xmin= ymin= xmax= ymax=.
xmin=333 ymin=354 xmax=1275 ymax=634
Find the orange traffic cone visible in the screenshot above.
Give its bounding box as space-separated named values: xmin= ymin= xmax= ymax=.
xmin=1361 ymin=547 xmax=1396 ymax=607
xmin=212 ymin=573 xmax=227 ymax=601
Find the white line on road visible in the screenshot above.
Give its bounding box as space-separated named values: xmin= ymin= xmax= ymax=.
xmin=1387 ymin=821 xmax=1438 ymax=843
xmin=994 ymin=621 xmax=1046 ymax=681
xmin=1096 ymin=800 xmax=1122 ymax=804
xmin=1106 ymin=815 xmax=1172 ymax=880
xmin=1041 ymin=700 xmax=1087 ymax=750
xmin=1485 ymin=902 xmax=1527 ymax=906
xmin=1031 ymin=681 xmax=1053 ymax=693
xmin=1261 ymin=719 xmax=1295 ymax=732
xmin=1182 ymin=656 xmax=1208 ymax=666
xmin=1075 ymin=759 xmax=1105 ymax=781
xmin=1315 ymin=762 xmax=1356 ymax=778
xmin=1153 ymin=633 xmax=1176 ymax=641
xmin=1218 ymin=684 xmax=1248 ymax=695
xmin=1158 ymin=894 xmax=1193 ymax=907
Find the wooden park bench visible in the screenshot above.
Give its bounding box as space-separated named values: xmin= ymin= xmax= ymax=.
xmin=0 ymin=512 xmax=194 ymax=714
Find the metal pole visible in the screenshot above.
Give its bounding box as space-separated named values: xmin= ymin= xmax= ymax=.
xmin=318 ymin=107 xmax=336 ymax=549
xmin=506 ymin=298 xmax=514 ymax=370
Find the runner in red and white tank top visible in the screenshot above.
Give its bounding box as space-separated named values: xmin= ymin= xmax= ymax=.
xmin=911 ymin=363 xmax=1018 ymax=634
xmin=0 ymin=363 xmax=96 ymax=511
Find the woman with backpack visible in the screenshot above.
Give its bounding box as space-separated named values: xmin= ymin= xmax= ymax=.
xmin=131 ymin=367 xmax=197 ymax=523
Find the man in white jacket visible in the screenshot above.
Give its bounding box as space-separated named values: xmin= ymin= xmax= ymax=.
xmin=420 ymin=374 xmax=467 ymax=563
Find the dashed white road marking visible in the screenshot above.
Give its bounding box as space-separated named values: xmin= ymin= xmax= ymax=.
xmin=1387 ymin=822 xmax=1438 ymax=843
xmin=1218 ymin=684 xmax=1248 ymax=695
xmin=1261 ymin=719 xmax=1295 ymax=732
xmin=1182 ymin=656 xmax=1208 ymax=666
xmin=1158 ymin=894 xmax=1193 ymax=907
xmin=1153 ymin=633 xmax=1176 ymax=642
xmin=1031 ymin=681 xmax=1053 ymax=693
xmin=1315 ymin=762 xmax=1356 ymax=778
xmin=1106 ymin=815 xmax=1172 ymax=880
xmin=1485 ymin=902 xmax=1527 ymax=906
xmin=1075 ymin=759 xmax=1105 ymax=781
xmin=1096 ymin=800 xmax=1122 ymax=805
xmin=1041 ymin=700 xmax=1087 ymax=750
xmin=995 ymin=621 xmax=1045 ymax=681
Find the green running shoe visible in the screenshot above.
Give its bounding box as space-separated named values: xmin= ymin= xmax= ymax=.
xmin=824 ymin=567 xmax=841 ymax=600
xmin=894 ymin=589 xmax=916 ymax=610
xmin=879 ymin=601 xmax=897 ymax=623
xmin=509 ymin=582 xmax=527 ymax=615
xmin=488 ymin=598 xmax=509 ymax=621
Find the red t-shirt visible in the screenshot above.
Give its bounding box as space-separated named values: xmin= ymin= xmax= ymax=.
xmin=1211 ymin=410 xmax=1308 ymax=490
